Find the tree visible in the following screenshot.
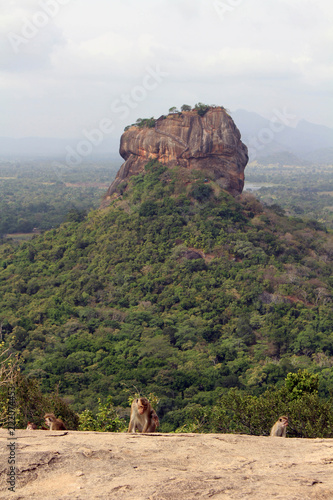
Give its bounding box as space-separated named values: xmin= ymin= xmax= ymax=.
xmin=0 ymin=344 xmax=79 ymax=430
xmin=190 ymin=183 xmax=213 ymax=202
xmin=194 ymin=102 xmax=210 ymax=116
xmin=66 ymin=209 xmax=87 ymax=223
xmin=284 ymin=369 xmax=319 ymax=400
xmin=181 ymin=104 xmax=192 ymax=112
xmin=190 ymin=370 xmax=333 ymax=437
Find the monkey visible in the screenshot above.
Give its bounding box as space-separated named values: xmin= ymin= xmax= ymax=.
xmin=150 ymin=409 xmax=160 ymax=431
xmin=44 ymin=413 xmax=67 ymax=431
xmin=270 ymin=415 xmax=288 ymax=437
xmin=26 ymin=422 xmax=38 ymax=430
xmin=128 ymin=397 xmax=159 ymax=433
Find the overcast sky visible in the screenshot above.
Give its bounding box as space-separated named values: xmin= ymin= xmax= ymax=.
xmin=1 ymin=0 xmax=332 ymax=141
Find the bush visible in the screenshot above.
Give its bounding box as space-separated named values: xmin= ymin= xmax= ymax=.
xmin=139 ymin=201 xmax=158 ymax=217
xmin=284 ymin=369 xmax=319 ymax=399
xmin=0 ymin=343 xmax=79 ymax=429
xmin=190 ymin=183 xmax=213 ymax=202
xmin=194 ymin=102 xmax=210 ymax=117
xmin=212 ymin=371 xmax=333 ymax=437
xmin=0 ymin=372 xmax=79 ymax=429
xmin=173 ymin=370 xmax=333 ymax=437
xmin=131 ymin=117 xmax=156 ymax=129
xmin=78 ymin=396 xmax=127 ymax=432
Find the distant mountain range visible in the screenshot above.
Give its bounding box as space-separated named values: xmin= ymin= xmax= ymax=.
xmin=1 ymin=110 xmax=332 ymax=165
xmin=231 ymin=109 xmax=333 ymax=164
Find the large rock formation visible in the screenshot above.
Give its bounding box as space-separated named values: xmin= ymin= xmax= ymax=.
xmin=105 ymin=107 xmax=248 ymax=201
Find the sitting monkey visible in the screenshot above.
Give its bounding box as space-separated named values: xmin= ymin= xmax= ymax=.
xmin=270 ymin=416 xmax=288 ymax=437
xmin=26 ymin=422 xmax=38 ymax=430
xmin=44 ymin=413 xmax=67 ymax=430
xmin=128 ymin=397 xmax=159 ymax=433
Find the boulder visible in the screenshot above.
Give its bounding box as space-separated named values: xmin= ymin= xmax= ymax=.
xmin=105 ymin=107 xmax=248 ymax=201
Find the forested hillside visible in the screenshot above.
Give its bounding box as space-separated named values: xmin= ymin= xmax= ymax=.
xmin=0 ymin=160 xmax=119 ymax=236
xmin=245 ymin=162 xmax=333 ymax=229
xmin=0 ymin=161 xmax=332 ymax=430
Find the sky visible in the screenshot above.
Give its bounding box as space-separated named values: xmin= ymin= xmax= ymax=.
xmin=1 ymin=0 xmax=333 ymax=144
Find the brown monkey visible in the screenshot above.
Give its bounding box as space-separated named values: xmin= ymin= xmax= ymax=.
xmin=270 ymin=415 xmax=288 ymax=437
xmin=44 ymin=413 xmax=67 ymax=430
xmin=26 ymin=422 xmax=38 ymax=430
xmin=128 ymin=397 xmax=159 ymax=433
xmin=150 ymin=409 xmax=160 ymax=431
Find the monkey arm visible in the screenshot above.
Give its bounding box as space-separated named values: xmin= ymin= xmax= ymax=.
xmin=142 ymin=422 xmax=149 ymax=433
xmin=142 ymin=414 xmax=153 ymax=432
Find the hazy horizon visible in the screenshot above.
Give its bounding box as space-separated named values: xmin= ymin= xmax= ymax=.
xmin=0 ymin=107 xmax=332 ymax=142
xmin=0 ymin=106 xmax=332 ymax=164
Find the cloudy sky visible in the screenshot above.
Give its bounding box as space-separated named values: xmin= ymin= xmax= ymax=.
xmin=1 ymin=0 xmax=332 ymax=143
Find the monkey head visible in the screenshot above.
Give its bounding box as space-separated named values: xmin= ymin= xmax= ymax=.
xmin=137 ymin=398 xmax=149 ymax=415
xmin=279 ymin=416 xmax=288 ymax=427
xmin=44 ymin=413 xmax=55 ymax=427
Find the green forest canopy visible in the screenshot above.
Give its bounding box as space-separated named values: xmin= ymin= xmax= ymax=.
xmin=0 ymin=160 xmax=332 ymax=431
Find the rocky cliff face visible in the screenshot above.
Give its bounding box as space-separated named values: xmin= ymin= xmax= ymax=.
xmin=105 ymin=107 xmax=248 ymax=202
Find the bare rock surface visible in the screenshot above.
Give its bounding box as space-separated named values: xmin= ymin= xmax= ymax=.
xmin=1 ymin=430 xmax=333 ymax=499
xmin=105 ymin=108 xmax=248 ymax=204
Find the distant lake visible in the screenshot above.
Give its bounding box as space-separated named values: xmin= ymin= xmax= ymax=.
xmin=244 ymin=182 xmax=274 ymax=191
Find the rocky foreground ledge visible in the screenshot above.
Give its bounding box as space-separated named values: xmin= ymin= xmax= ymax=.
xmin=1 ymin=430 xmax=333 ymax=499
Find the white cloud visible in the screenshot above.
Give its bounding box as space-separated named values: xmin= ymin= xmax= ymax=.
xmin=0 ymin=0 xmax=332 ymax=138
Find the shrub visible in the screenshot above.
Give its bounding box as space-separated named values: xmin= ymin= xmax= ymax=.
xmin=78 ymin=396 xmax=126 ymax=432
xmin=139 ymin=201 xmax=158 ymax=217
xmin=173 ymin=370 xmax=333 ymax=437
xmin=284 ymin=369 xmax=319 ymax=400
xmin=190 ymin=183 xmax=213 ymax=202
xmin=133 ymin=117 xmax=156 ymax=128
xmin=0 ymin=373 xmax=79 ymax=429
xmin=0 ymin=344 xmax=79 ymax=429
xmin=194 ymin=102 xmax=210 ymax=116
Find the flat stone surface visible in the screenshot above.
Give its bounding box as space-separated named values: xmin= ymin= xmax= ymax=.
xmin=1 ymin=430 xmax=333 ymax=499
